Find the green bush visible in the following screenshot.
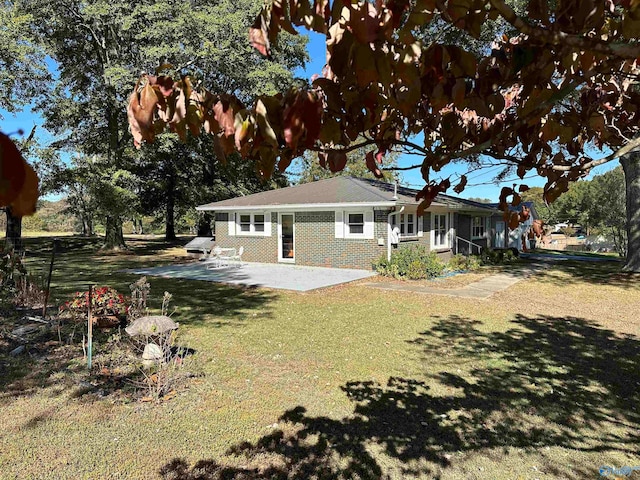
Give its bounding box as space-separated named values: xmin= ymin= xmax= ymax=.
xmin=480 ymin=248 xmax=519 ymax=265
xmin=373 ymin=245 xmax=445 ymax=279
xmin=447 ymin=254 xmax=482 ymax=272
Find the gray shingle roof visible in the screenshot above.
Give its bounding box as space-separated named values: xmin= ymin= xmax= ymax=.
xmin=196 ymin=176 xmax=497 ymax=212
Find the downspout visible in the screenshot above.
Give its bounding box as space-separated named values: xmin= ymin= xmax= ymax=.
xmin=387 ymin=206 xmax=405 ymax=261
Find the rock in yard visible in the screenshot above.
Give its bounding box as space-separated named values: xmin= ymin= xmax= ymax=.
xmin=9 ymin=345 xmax=25 ymax=356
xmin=125 ymin=316 xmax=178 ymax=337
xmin=11 ymin=324 xmax=40 ymax=337
xmin=142 ymin=343 xmax=164 ymax=367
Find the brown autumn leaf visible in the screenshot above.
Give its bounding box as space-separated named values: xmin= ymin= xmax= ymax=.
xmin=283 ymin=91 xmax=322 ymax=152
xmin=9 ymin=162 xmax=39 ymax=217
xmin=365 ymin=151 xmax=384 ymax=178
xmin=255 ymin=99 xmax=278 ymax=147
xmin=453 ymin=174 xmax=467 ymax=193
xmin=278 ymin=149 xmax=295 ymax=171
xmin=127 ymin=84 xmax=159 ymax=148
xmin=213 ymin=99 xmax=236 ymax=137
xmin=283 ymin=98 xmax=304 ymax=152
xmin=318 ymin=151 xmax=328 ymax=169
xmin=327 ymin=151 xmax=347 ymax=172
xmin=234 ymin=114 xmax=254 ymax=151
xmin=150 ymin=75 xmax=175 ymax=97
xmin=508 ymin=211 xmax=520 ymax=230
xmin=250 ymin=10 xmax=271 ymax=57
xmin=302 ymin=92 xmax=323 ymax=147
xmin=0 ymin=132 xmax=27 ymax=207
xmin=498 ymin=186 xmax=514 ymax=211
xmin=532 ymin=219 xmax=545 ymax=237
xmin=416 ymin=179 xmax=450 ymax=215
xmin=348 ymin=2 xmax=380 ymax=43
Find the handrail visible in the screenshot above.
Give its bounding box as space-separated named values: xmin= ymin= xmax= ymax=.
xmin=455 ymin=236 xmax=483 ymax=255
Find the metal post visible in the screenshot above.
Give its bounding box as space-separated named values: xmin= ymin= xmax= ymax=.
xmin=87 ymin=285 xmax=93 ymax=370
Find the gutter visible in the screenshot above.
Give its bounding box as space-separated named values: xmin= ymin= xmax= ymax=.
xmin=195 ymin=201 xmax=398 ymax=212
xmin=387 ymin=206 xmax=405 ymax=261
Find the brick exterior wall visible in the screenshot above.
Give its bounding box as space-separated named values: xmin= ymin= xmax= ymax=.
xmin=294 ymin=210 xmax=385 ymax=269
xmin=213 ymin=209 xmax=440 ymax=270
xmin=214 ymin=212 xmax=279 ymax=264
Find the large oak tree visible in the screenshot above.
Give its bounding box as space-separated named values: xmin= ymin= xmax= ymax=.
xmin=8 ymin=0 xmax=307 ymax=248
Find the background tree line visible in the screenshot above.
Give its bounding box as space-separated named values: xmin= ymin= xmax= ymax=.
xmin=522 ymin=167 xmax=627 ymax=256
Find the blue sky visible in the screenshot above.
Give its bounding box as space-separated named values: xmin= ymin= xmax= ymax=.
xmin=2 ymin=30 xmax=617 ymax=203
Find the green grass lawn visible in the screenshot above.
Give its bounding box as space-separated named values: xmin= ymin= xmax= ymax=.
xmin=1 ymin=236 xmax=639 ymax=479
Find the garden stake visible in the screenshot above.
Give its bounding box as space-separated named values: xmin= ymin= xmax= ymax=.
xmin=42 ymin=238 xmax=59 ymax=319
xmin=87 ymin=285 xmax=92 ymax=370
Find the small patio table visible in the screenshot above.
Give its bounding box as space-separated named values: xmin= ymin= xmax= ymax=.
xmin=206 ymin=248 xmax=236 ymax=269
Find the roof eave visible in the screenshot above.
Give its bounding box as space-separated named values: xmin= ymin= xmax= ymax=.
xmin=196 ymin=201 xmax=399 ymax=211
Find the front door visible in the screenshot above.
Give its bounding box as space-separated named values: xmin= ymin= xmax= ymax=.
xmin=278 ymin=213 xmax=295 ymax=263
xmin=494 ymin=221 xmax=505 ymax=248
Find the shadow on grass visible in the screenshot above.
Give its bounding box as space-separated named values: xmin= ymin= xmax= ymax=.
xmin=2 ymin=236 xmax=278 ymax=400
xmin=520 ymin=255 xmax=639 ymax=289
xmin=19 ymin=236 xmax=279 ymax=327
xmin=159 ymin=314 xmax=640 ymax=479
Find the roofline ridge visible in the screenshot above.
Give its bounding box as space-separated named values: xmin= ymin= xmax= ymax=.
xmin=347 ymin=176 xmax=402 ymax=202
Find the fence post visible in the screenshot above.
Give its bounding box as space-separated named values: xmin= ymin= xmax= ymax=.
xmin=87 ymin=285 xmax=93 ymax=371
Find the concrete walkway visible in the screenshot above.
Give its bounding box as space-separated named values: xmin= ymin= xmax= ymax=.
xmin=365 ymin=270 xmax=532 ymax=299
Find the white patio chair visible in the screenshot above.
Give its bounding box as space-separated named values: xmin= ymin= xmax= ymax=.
xmin=203 ymin=246 xmax=223 ymax=269
xmin=229 ymin=246 xmax=244 ymax=268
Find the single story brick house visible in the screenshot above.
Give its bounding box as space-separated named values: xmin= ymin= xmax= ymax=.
xmin=196 ymin=176 xmax=512 ymax=270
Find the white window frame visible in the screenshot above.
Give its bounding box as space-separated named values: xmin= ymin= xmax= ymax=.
xmin=236 ymin=212 xmax=267 ymax=236
xmin=431 ymin=212 xmax=449 ymax=249
xmin=472 ymin=216 xmax=488 ymax=239
xmin=398 ymin=212 xmax=417 ymax=239
xmin=345 ymin=211 xmax=366 ymax=238
xmin=339 ymin=209 xmax=374 ymax=239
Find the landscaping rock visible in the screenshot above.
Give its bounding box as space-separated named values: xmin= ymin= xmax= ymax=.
xmin=9 ymin=345 xmax=25 ymax=356
xmin=125 ymin=316 xmax=178 ymax=337
xmin=11 ymin=324 xmax=40 ymax=337
xmin=142 ymin=342 xmax=164 ymax=367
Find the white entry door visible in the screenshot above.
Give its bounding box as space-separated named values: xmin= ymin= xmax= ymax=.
xmin=278 ymin=213 xmax=295 ymax=263
xmin=494 ymin=221 xmax=505 ymax=248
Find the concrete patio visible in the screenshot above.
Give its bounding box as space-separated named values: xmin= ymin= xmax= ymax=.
xmin=123 ymin=262 xmax=377 ymax=292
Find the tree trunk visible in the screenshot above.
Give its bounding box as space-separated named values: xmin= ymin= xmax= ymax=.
xmin=137 ymin=218 xmax=144 ymax=235
xmin=5 ymin=208 xmax=23 ymax=252
xmin=103 ymin=216 xmax=126 ymax=250
xmin=81 ymin=215 xmax=94 ymax=236
xmin=165 ymin=174 xmax=177 ymax=241
xmin=197 ymin=212 xmax=213 ymax=237
xmin=621 ymin=152 xmax=640 ymax=271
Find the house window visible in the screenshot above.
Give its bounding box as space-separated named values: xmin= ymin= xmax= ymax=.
xmin=399 ymin=213 xmax=416 ymax=237
xmin=472 ymin=216 xmax=486 ymax=239
xmin=347 ymin=213 xmax=364 ymax=235
xmin=433 ymin=213 xmax=448 ymax=248
xmin=239 ymin=214 xmax=251 ymax=232
xmin=254 ymin=214 xmax=265 ymax=232
xmin=237 ymin=213 xmax=266 ymax=235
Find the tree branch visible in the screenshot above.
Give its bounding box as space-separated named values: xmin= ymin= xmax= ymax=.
xmin=552 ymin=134 xmax=640 ymax=172
xmin=489 ymin=0 xmax=640 ymax=59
